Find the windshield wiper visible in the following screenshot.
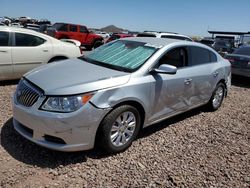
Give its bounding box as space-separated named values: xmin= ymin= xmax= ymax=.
xmin=78 ymin=56 xmax=132 ymax=73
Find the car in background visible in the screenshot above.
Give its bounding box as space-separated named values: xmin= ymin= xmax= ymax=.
xmin=47 ymin=23 xmax=104 ymax=50
xmin=10 ymin=23 xmax=23 ymax=28
xmin=0 ymin=26 xmax=82 ymax=81
xmin=225 ymin=46 xmax=250 ymax=77
xmin=212 ymin=40 xmax=234 ymax=55
xmin=199 ymin=38 xmax=215 ymax=47
xmin=0 ymin=16 xmax=11 ymax=25
xmin=106 ymin=33 xmax=133 ymax=43
xmin=12 ymin=37 xmax=231 ymax=153
xmin=94 ymin=31 xmax=110 ymax=39
xmin=24 ymin=23 xmax=40 ymax=32
xmin=137 ymin=31 xmax=193 ymax=41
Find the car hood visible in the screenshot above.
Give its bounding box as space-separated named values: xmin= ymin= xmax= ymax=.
xmin=24 ymin=58 xmax=130 ymax=95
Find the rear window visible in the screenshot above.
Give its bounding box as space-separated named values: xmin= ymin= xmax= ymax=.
xmin=161 ymin=35 xmax=192 ymax=41
xmin=0 ymin=31 xmax=9 ymax=46
xmin=233 ymin=47 xmax=250 ymax=56
xmin=137 ymin=33 xmax=157 ymax=37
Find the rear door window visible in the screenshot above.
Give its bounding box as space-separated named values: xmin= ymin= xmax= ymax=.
xmin=69 ymin=25 xmax=78 ymax=32
xmin=188 ymin=46 xmax=211 ymax=66
xmin=0 ymin=31 xmax=9 ymax=46
xmin=15 ymin=33 xmax=46 ymax=46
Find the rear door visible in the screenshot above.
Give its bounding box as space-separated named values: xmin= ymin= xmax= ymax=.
xmin=12 ymin=32 xmax=52 ymax=78
xmin=0 ymin=31 xmax=13 ymax=80
xmin=183 ymin=46 xmax=219 ymax=106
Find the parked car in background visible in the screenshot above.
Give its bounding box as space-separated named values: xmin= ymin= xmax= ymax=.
xmin=137 ymin=31 xmax=193 ymax=41
xmin=0 ymin=16 xmax=11 ymax=25
xmin=199 ymin=38 xmax=215 ymax=47
xmin=106 ymin=33 xmax=133 ymax=43
xmin=212 ymin=40 xmax=234 ymax=54
xmin=12 ymin=37 xmax=231 ymax=153
xmin=225 ymin=46 xmax=250 ymax=77
xmin=47 ymin=23 xmax=104 ymax=50
xmin=24 ymin=23 xmax=40 ymax=32
xmin=19 ymin=16 xmax=32 ymax=24
xmin=10 ymin=23 xmax=23 ymax=28
xmin=0 ymin=26 xmax=82 ymax=81
xmin=95 ymin=31 xmax=110 ymax=39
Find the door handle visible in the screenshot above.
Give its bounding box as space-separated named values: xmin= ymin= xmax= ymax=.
xmin=43 ymin=50 xmax=49 ymax=52
xmin=0 ymin=50 xmax=7 ymax=53
xmin=184 ymin=78 xmax=192 ymax=85
xmin=213 ymin=71 xmax=219 ymax=77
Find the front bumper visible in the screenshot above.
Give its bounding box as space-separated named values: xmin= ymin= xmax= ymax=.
xmin=12 ymin=98 xmax=109 ymax=152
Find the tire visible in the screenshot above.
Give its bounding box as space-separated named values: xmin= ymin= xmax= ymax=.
xmin=207 ymin=83 xmax=225 ymax=111
xmin=93 ymin=40 xmax=103 ymax=49
xmin=98 ymin=105 xmax=141 ymax=153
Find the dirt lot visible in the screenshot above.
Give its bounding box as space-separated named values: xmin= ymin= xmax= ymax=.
xmin=0 ymin=76 xmax=249 ymax=188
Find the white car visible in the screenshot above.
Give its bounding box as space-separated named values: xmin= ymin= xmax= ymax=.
xmin=95 ymin=31 xmax=110 ymax=39
xmin=0 ymin=26 xmax=82 ymax=81
xmin=137 ymin=31 xmax=193 ymax=41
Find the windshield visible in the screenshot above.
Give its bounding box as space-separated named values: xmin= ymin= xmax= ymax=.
xmin=80 ymin=40 xmax=158 ymax=72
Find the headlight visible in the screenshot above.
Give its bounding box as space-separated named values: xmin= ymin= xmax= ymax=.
xmin=40 ymin=93 xmax=94 ymax=113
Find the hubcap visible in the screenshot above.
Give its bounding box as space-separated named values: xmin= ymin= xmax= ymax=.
xmin=110 ymin=111 xmax=136 ymax=147
xmin=212 ymin=86 xmax=224 ymax=108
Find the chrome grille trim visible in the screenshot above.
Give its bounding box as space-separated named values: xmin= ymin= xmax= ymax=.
xmin=16 ymin=79 xmax=42 ymax=107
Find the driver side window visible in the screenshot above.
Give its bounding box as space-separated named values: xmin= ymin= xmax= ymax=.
xmin=158 ymin=47 xmax=187 ymax=68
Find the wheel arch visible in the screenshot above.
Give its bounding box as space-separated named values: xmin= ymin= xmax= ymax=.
xmin=94 ymin=100 xmax=146 ymax=146
xmin=217 ymin=79 xmax=228 ymax=97
xmin=48 ymin=56 xmax=68 ymax=63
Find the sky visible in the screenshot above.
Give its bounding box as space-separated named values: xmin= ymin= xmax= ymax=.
xmin=1 ymin=0 xmax=250 ymax=37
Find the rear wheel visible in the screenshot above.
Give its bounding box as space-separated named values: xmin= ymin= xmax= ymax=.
xmin=93 ymin=40 xmax=103 ymax=49
xmin=207 ymin=83 xmax=225 ymax=111
xmin=98 ymin=105 xmax=141 ymax=153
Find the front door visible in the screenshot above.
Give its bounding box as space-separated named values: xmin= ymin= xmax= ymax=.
xmin=148 ymin=47 xmax=191 ymax=123
xmin=0 ymin=31 xmax=12 ymax=80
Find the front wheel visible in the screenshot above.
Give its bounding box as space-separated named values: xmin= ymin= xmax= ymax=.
xmin=98 ymin=105 xmax=141 ymax=153
xmin=207 ymin=83 xmax=225 ymax=111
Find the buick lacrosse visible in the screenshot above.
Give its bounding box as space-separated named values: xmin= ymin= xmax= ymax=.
xmin=13 ymin=37 xmax=231 ymax=153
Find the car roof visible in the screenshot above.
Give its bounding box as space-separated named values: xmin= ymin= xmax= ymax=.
xmin=138 ymin=31 xmax=192 ymax=40
xmin=121 ymin=37 xmax=184 ymax=47
xmin=0 ymin=26 xmax=59 ymax=41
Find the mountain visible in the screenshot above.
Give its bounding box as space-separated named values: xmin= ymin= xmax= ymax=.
xmin=100 ymin=25 xmax=128 ymax=33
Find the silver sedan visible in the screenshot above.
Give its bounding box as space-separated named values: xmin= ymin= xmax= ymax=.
xmin=12 ymin=37 xmax=231 ymax=153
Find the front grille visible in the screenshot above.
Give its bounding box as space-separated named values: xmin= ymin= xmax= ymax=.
xmin=16 ymin=79 xmax=41 ymax=107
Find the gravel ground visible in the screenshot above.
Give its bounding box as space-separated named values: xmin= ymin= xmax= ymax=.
xmin=0 ymin=76 xmax=249 ymax=188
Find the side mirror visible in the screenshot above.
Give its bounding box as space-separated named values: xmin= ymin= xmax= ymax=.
xmin=151 ymin=64 xmax=177 ymax=75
